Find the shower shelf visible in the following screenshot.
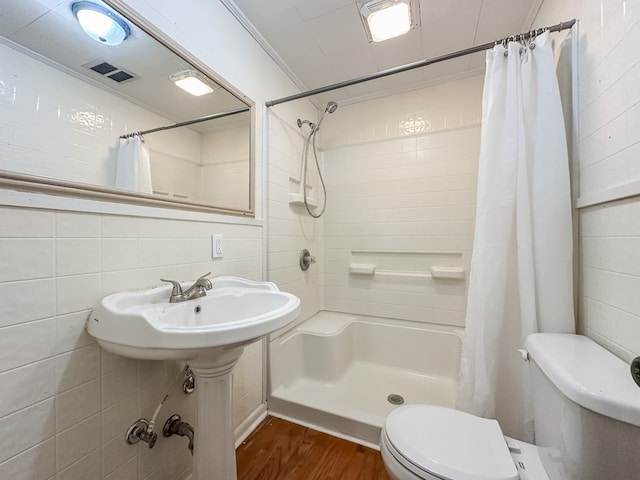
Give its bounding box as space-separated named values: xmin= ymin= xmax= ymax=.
xmin=288 ymin=193 xmax=317 ymax=208
xmin=288 ymin=176 xmax=317 ymax=208
xmin=349 ymin=263 xmax=465 ymax=280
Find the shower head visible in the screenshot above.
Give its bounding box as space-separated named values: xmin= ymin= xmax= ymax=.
xmin=325 ymin=101 xmax=338 ymax=114
xmin=297 ymin=102 xmax=337 ymax=132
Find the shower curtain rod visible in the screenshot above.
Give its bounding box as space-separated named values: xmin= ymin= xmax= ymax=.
xmin=119 ymin=106 xmax=250 ymax=139
xmin=265 ymin=19 xmax=576 ymax=108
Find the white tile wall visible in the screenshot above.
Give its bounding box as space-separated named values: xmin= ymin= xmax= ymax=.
xmin=264 ymin=77 xmax=482 ymax=332
xmin=0 ymin=206 xmax=264 ymax=479
xmin=266 ymin=107 xmax=323 ymax=330
xmin=534 ymin=0 xmax=640 ymax=361
xmin=282 ymin=77 xmax=480 ymax=328
xmin=322 ymin=123 xmax=481 ymax=326
xmin=320 ymin=76 xmax=483 ymax=149
xmin=0 ymin=0 xmax=312 ymax=477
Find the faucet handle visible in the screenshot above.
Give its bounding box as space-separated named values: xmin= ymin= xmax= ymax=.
xmin=160 ymin=278 xmax=183 ymax=296
xmin=195 ymin=272 xmax=212 ymax=289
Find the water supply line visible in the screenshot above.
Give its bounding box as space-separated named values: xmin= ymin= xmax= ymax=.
xmin=148 ymin=364 xmax=189 ymax=434
xmin=296 ymin=101 xmax=338 ymax=218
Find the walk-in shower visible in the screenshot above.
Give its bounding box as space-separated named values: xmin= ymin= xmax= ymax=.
xmin=296 ymin=101 xmax=338 ymax=218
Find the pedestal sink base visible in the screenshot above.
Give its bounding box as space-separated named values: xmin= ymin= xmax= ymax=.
xmin=190 ymin=347 xmax=245 ymax=480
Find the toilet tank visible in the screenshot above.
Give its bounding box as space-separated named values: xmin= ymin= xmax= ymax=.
xmin=525 ymin=333 xmax=640 ymax=480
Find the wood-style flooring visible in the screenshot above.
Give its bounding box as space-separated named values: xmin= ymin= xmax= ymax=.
xmin=236 ymin=416 xmax=391 ymax=480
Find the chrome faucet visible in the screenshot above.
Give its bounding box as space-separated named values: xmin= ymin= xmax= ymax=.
xmin=161 ymin=272 xmax=212 ymax=303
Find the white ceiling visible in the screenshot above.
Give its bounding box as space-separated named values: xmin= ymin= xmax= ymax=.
xmin=227 ymin=0 xmax=544 ymax=106
xmin=1 ymin=0 xmax=546 ymax=113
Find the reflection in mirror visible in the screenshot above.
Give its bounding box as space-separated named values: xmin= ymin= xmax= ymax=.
xmin=0 ymin=0 xmax=253 ymax=214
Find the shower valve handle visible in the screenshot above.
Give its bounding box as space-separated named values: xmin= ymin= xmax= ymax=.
xmin=300 ymin=249 xmax=316 ymax=271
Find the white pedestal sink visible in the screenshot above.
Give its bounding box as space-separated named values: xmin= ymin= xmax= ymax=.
xmin=88 ymin=277 xmax=300 ymax=480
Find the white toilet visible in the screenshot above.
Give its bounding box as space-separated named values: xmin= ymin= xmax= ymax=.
xmin=381 ymin=333 xmax=640 ymax=480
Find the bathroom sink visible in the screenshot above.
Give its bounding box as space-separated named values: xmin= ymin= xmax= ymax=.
xmin=88 ymin=276 xmax=301 ymax=360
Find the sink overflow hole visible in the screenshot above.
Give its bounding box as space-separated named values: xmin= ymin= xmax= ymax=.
xmin=387 ymin=393 xmax=404 ymax=405
xmin=194 ymin=306 xmax=201 ymax=314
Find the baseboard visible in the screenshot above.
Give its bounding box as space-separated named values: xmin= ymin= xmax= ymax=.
xmin=268 ymin=409 xmax=380 ymax=451
xmin=235 ymin=403 xmax=268 ymax=448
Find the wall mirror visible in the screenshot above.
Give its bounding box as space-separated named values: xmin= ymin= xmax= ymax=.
xmin=0 ymin=0 xmax=254 ymax=215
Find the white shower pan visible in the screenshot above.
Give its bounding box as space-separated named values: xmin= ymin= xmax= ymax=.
xmin=268 ymin=311 xmax=463 ymax=447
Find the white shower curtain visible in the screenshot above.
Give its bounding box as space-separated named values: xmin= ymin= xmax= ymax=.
xmin=115 ymin=135 xmax=153 ymax=194
xmin=456 ymin=31 xmax=574 ymax=439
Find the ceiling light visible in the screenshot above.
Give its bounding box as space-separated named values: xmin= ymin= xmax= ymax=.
xmin=359 ymin=0 xmax=417 ymax=43
xmin=71 ymin=1 xmax=131 ymax=46
xmin=170 ymin=70 xmax=215 ymax=96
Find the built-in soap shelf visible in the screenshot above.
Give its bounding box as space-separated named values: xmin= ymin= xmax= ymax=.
xmin=288 ymin=193 xmax=318 ymax=208
xmin=349 ymin=263 xmax=465 ymax=280
xmin=348 ymin=250 xmax=466 ymax=281
xmin=288 ymin=177 xmax=317 ymax=208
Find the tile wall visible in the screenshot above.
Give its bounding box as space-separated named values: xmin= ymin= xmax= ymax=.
xmin=0 ymin=206 xmax=263 ymax=479
xmin=0 ymin=0 xmax=313 ymax=477
xmin=321 ymin=76 xmax=483 ymax=149
xmin=266 ymin=109 xmax=322 ymax=331
xmin=534 ymin=0 xmax=640 ymax=361
xmin=320 ymin=77 xmax=483 ymax=327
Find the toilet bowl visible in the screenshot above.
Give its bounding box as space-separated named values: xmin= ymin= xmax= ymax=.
xmin=380 ymin=405 xmax=548 ymax=480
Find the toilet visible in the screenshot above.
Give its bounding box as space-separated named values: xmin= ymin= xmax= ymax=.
xmin=380 ymin=333 xmax=640 ymax=480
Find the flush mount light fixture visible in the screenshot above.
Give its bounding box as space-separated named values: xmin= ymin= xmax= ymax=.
xmin=170 ymin=69 xmax=215 ymax=96
xmin=71 ymin=1 xmax=131 ymax=46
xmin=359 ymin=0 xmax=419 ymax=43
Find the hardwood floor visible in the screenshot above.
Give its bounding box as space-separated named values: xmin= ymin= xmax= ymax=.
xmin=236 ymin=416 xmax=391 ymax=480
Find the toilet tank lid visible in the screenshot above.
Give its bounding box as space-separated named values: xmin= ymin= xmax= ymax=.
xmin=526 ymin=333 xmax=640 ymax=427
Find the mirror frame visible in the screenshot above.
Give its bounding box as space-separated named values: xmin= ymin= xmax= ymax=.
xmin=0 ymin=0 xmax=255 ymax=217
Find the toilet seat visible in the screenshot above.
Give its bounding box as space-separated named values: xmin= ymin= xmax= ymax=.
xmin=383 ymin=405 xmax=519 ymax=480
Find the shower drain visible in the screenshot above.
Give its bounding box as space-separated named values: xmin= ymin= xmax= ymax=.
xmin=387 ymin=393 xmax=405 ymax=405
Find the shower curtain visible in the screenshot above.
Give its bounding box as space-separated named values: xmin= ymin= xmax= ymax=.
xmin=456 ymin=31 xmax=574 ymax=439
xmin=115 ymin=134 xmax=153 ymax=194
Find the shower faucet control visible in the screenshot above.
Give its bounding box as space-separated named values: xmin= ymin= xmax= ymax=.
xmin=300 ymin=249 xmax=316 ymax=271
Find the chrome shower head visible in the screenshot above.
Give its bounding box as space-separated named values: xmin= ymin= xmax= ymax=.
xmin=325 ymin=101 xmax=338 ymax=114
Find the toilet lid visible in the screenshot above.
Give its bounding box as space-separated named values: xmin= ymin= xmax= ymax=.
xmin=384 ymin=405 xmax=518 ymax=480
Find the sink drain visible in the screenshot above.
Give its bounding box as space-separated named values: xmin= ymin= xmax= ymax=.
xmin=387 ymin=393 xmax=404 ymax=405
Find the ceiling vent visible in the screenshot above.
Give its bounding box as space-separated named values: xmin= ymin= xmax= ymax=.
xmin=359 ymin=0 xmax=396 ymax=16
xmin=84 ymin=60 xmax=137 ymax=84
